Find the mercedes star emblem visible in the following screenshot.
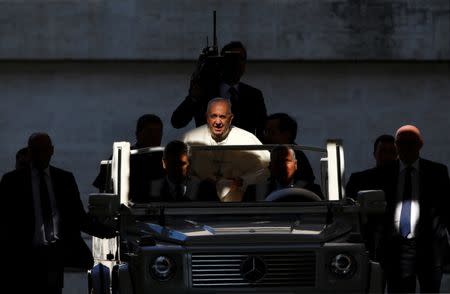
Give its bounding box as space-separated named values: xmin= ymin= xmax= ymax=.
xmin=241 ymin=256 xmax=267 ymax=283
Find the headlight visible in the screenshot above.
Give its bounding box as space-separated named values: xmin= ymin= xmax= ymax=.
xmin=330 ymin=253 xmax=356 ymax=278
xmin=150 ymin=256 xmax=176 ymax=281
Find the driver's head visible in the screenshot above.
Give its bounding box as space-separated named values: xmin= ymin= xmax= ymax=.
xmin=206 ymin=98 xmax=234 ymax=142
xmin=28 ymin=132 xmax=54 ymax=170
xmin=270 ymin=146 xmax=297 ymax=185
xmin=162 ymin=140 xmax=190 ymax=183
xmin=220 ymin=41 xmax=246 ymax=85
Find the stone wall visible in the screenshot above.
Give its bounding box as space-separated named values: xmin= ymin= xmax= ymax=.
xmin=0 ymin=0 xmax=449 ymax=60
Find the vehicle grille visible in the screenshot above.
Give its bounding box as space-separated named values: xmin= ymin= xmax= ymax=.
xmin=191 ymin=252 xmax=316 ymax=288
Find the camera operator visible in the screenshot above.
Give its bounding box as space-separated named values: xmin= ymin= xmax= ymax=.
xmin=171 ymin=41 xmax=267 ymax=139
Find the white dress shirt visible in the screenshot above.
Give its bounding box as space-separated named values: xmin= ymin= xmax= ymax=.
xmin=394 ymin=160 xmax=420 ymax=239
xmin=31 ymin=166 xmax=60 ymax=246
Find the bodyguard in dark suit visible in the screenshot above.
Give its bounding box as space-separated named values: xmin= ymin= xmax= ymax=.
xmin=345 ymin=134 xmax=397 ymax=199
xmin=0 ymin=133 xmax=114 ymax=294
xmin=148 ymin=140 xmax=218 ymax=202
xmin=345 ymin=135 xmax=397 ymax=263
xmin=93 ymin=114 xmax=165 ymax=202
xmin=244 ymin=146 xmax=323 ymax=201
xmin=171 ymin=41 xmax=267 ymax=139
xmin=378 ymin=125 xmax=450 ymax=293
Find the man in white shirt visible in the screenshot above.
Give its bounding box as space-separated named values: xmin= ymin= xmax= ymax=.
xmin=182 ymin=97 xmax=270 ymax=201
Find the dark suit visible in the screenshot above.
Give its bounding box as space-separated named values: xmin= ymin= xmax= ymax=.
xmin=93 ymin=146 xmax=164 ymax=202
xmin=345 ymin=167 xmax=383 ymax=200
xmin=171 ymin=82 xmax=267 ymax=138
xmin=377 ymin=159 xmax=450 ymax=293
xmin=149 ymin=177 xmax=219 ymax=202
xmin=243 ymin=178 xmax=323 ymax=202
xmin=128 ymin=150 xmax=165 ymax=202
xmin=345 ymin=167 xmax=385 ymax=261
xmin=0 ymin=166 xmax=113 ymax=293
xmin=294 ymin=149 xmax=315 ymax=183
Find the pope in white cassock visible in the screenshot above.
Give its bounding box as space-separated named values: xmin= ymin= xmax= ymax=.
xmin=182 ymin=97 xmax=270 ymax=202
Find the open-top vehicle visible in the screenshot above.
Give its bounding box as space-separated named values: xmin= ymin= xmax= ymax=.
xmin=88 ymin=140 xmax=384 ymax=293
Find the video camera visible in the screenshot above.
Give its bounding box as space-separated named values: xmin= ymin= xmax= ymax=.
xmin=191 ymin=11 xmax=243 ymax=85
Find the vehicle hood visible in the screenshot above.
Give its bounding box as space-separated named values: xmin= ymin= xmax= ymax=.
xmin=137 ymin=215 xmax=353 ymax=245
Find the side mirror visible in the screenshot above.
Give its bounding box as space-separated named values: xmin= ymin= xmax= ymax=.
xmin=357 ymin=190 xmax=386 ymax=224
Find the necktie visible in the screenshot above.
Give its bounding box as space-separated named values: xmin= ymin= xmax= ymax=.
xmin=175 ymin=184 xmax=184 ymax=200
xmin=39 ymin=170 xmax=55 ymax=242
xmin=399 ymin=167 xmax=413 ymax=238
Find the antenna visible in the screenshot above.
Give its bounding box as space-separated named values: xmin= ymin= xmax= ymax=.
xmin=213 ymin=10 xmax=217 ymax=49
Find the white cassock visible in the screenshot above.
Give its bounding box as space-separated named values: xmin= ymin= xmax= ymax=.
xmin=182 ymin=124 xmax=270 ymax=202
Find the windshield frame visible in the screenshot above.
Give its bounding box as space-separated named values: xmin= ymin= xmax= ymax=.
xmin=107 ymin=141 xmax=345 ymax=205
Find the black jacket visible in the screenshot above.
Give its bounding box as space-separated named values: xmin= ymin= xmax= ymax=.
xmin=345 ymin=167 xmax=383 ymax=199
xmin=294 ymin=149 xmax=315 ymax=183
xmin=148 ymin=177 xmax=219 ymax=202
xmin=377 ymin=159 xmax=450 ymax=269
xmin=0 ymin=166 xmax=113 ymax=274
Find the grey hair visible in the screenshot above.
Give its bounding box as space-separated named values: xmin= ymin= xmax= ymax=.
xmin=270 ymin=146 xmax=297 ymax=162
xmin=206 ymin=97 xmax=232 ymax=114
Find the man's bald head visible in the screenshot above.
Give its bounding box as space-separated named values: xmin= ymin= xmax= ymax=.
xmin=395 ymin=125 xmax=423 ymax=165
xmin=396 ymin=125 xmax=423 ymax=142
xmin=28 ymin=132 xmax=54 ymax=170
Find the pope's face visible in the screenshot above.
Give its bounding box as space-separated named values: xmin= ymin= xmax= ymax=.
xmin=206 ymin=101 xmax=233 ymax=141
